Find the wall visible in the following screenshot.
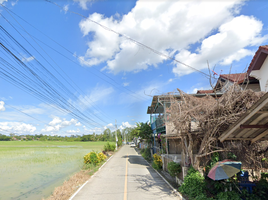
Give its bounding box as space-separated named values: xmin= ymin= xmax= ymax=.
xmin=168 ymin=138 xmax=182 ymax=154
xmin=250 ymin=56 xmax=268 ymax=92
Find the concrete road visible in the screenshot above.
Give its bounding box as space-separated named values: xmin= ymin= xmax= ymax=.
xmin=72 ymin=145 xmax=180 ymax=200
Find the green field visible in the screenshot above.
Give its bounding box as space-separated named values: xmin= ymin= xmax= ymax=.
xmin=0 ymin=141 xmax=111 ymax=200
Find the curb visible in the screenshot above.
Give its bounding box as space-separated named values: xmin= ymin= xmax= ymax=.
xmin=69 ymin=154 xmax=114 ymax=200
xmin=142 ymin=157 xmax=185 ymax=200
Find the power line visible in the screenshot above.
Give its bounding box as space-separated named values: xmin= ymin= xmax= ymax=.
xmin=0 ymin=11 xmax=110 ymax=126
xmin=0 ymin=28 xmax=105 ymax=128
xmin=44 ymin=0 xmax=212 ymax=79
xmin=0 ymin=4 xmax=149 ymax=102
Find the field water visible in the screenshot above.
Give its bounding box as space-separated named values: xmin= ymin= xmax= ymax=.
xmin=0 ymin=141 xmax=105 ymax=200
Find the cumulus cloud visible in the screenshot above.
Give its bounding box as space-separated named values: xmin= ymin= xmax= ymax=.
xmin=119 ymin=122 xmax=136 ymax=130
xmin=0 ymin=122 xmax=36 ymax=134
xmin=75 ymin=122 xmax=82 ymax=126
xmin=48 ymin=117 xmax=62 ymax=126
xmin=42 ymin=117 xmax=77 ymax=133
xmin=66 ymin=129 xmax=80 ymax=133
xmin=77 ymin=0 xmax=267 ymax=77
xmin=173 ymin=15 xmax=267 ymax=76
xmin=0 ymin=101 xmax=5 ymax=112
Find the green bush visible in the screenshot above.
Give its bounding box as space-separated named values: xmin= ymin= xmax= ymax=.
xmin=252 ymin=173 xmax=268 ymax=200
xmin=140 ymin=148 xmax=145 ymax=154
xmin=104 ymin=142 xmax=116 ymax=151
xmin=141 ymin=148 xmax=151 ymax=161
xmin=179 ymin=166 xmax=205 ymax=199
xmin=216 ymin=191 xmax=240 ymax=200
xmin=167 ymin=161 xmax=181 ymax=177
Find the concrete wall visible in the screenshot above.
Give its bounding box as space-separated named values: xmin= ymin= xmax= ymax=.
xmin=250 ymin=56 xmax=268 ymax=92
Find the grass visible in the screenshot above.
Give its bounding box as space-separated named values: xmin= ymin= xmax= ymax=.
xmin=0 ymin=141 xmax=114 ymax=200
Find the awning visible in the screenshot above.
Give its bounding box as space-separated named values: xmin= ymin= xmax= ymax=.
xmin=219 ymin=92 xmax=268 ymax=143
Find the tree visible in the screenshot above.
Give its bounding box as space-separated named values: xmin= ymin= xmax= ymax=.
xmin=131 ymin=122 xmax=152 ymax=143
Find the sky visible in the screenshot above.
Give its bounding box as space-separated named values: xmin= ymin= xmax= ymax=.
xmin=0 ymin=0 xmax=268 ymax=136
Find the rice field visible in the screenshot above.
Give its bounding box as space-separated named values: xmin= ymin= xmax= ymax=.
xmin=0 ymin=141 xmax=109 ymax=200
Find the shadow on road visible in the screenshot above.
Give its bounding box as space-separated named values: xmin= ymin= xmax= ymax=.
xmin=127 ymin=172 xmax=176 ymax=197
xmin=121 ymin=149 xmax=177 ymax=198
xmin=121 ymin=155 xmax=149 ymax=167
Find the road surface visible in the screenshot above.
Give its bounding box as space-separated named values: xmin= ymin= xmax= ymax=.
xmin=72 ymin=145 xmax=181 ymax=200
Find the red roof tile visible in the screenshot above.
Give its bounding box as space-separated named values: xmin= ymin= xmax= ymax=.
xmin=196 ymin=90 xmax=214 ymax=94
xmin=220 ymin=73 xmax=250 ymax=84
xmin=247 ymin=45 xmax=268 ymax=75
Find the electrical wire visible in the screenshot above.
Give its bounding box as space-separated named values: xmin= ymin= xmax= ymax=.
xmin=44 ymin=0 xmax=213 ymax=79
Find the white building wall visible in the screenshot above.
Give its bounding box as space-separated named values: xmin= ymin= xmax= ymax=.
xmin=250 ymin=56 xmax=268 ymax=92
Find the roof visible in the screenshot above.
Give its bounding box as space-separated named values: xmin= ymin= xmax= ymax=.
xmin=219 ymin=73 xmax=251 ymax=84
xmin=197 ymin=90 xmax=214 ymax=94
xmin=147 ymin=92 xmax=223 ymax=114
xmin=219 ymin=92 xmax=268 ymax=143
xmin=247 ymin=45 xmax=268 ymax=75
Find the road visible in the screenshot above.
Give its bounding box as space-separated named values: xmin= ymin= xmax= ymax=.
xmin=72 ymin=145 xmax=181 ymax=200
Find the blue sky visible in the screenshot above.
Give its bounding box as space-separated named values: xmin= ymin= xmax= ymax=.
xmin=0 ymin=0 xmax=268 ymax=136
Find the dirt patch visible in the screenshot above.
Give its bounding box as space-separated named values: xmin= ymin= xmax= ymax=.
xmin=45 ymin=151 xmax=116 ymax=200
xmin=45 ymin=170 xmax=91 ymax=200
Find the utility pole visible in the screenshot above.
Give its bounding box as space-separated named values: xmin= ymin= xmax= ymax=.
xmin=115 ymin=120 xmax=118 ymax=150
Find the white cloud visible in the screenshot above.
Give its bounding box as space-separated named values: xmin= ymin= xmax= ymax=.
xmin=173 ymin=15 xmax=267 ymax=76
xmin=66 ymin=128 xmax=80 ymax=133
xmin=122 ymin=121 xmax=135 ymax=128
xmin=75 ymin=122 xmax=82 ymax=126
xmin=63 ymin=4 xmax=69 ymax=13
xmin=0 ymin=0 xmax=8 ymax=4
xmin=48 ymin=117 xmax=62 ymax=126
xmin=0 ymin=101 xmax=5 ymax=112
xmin=61 ymin=118 xmax=77 ymax=127
xmin=73 ymin=0 xmax=93 ymax=10
xmin=42 ymin=117 xmax=77 ymax=133
xmin=77 ymin=0 xmax=267 ymax=76
xmin=0 ymin=122 xmax=36 ymax=134
xmin=11 ymin=0 xmax=18 ymax=6
xmin=22 ymin=56 xmax=34 ymax=63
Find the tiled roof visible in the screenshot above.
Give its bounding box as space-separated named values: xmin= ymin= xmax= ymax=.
xmin=220 ymin=73 xmax=250 ymax=84
xmin=247 ymin=45 xmax=268 ymax=75
xmin=196 ymin=90 xmax=214 ymax=94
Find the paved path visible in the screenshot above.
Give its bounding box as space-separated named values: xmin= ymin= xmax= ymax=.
xmin=72 ymin=145 xmax=180 ymax=200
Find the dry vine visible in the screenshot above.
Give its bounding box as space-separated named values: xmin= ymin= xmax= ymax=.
xmin=169 ymin=84 xmax=265 ymax=169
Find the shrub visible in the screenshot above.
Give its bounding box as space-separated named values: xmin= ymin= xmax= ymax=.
xmin=104 ymin=142 xmax=116 ymax=151
xmin=141 ymin=148 xmax=151 ymax=161
xmin=253 ymin=173 xmax=268 ymax=200
xmin=140 ymin=148 xmax=145 ymax=154
xmin=216 ymin=191 xmax=241 ymax=200
xmin=167 ymin=161 xmax=181 ymax=177
xmin=98 ymin=152 xmax=107 ymax=162
xmin=84 ymin=151 xmax=100 ymax=165
xmin=179 ymin=166 xmax=205 ymax=199
xmin=152 ymin=154 xmax=162 ymax=170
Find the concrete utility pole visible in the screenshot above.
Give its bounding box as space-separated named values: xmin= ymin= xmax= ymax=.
xmin=115 ymin=120 xmax=118 ymax=150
